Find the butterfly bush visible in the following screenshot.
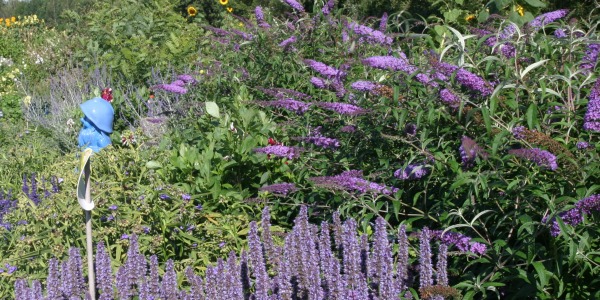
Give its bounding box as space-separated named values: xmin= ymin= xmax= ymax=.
xmin=439 ymin=88 xmax=461 ymax=108
xmin=303 ymin=59 xmax=347 ymax=79
xmin=321 ymin=0 xmax=335 ymax=15
xmin=548 ymin=194 xmax=600 ymax=236
xmin=459 ymin=136 xmax=488 ymax=168
xmin=580 ymin=43 xmax=600 ymax=73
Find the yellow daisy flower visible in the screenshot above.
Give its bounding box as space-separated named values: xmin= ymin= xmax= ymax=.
xmin=516 ymin=5 xmax=525 ymax=17
xmin=227 ymin=7 xmax=233 ymax=13
xmin=187 ymin=6 xmax=198 ymax=17
xmin=465 ymin=14 xmax=476 ymax=22
xmin=11 ymin=16 xmax=15 ymax=23
xmin=219 ymin=0 xmax=228 ymax=5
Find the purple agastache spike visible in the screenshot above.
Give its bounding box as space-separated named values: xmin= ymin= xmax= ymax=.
xmin=371 ymin=217 xmax=398 ymax=298
xmin=161 ymin=260 xmax=179 ymax=299
xmin=419 ymin=228 xmax=434 ymax=289
xmin=584 ymin=77 xmax=600 ymax=132
xmin=96 ymin=242 xmax=114 ymax=299
xmin=22 ymin=174 xmax=29 ymax=199
xmin=342 ymin=218 xmax=369 ymax=295
xmin=260 ymin=206 xmax=279 ymax=268
xmin=248 ymin=221 xmax=270 ymax=299
xmin=46 ymin=258 xmax=61 ymax=299
xmin=436 ymin=244 xmax=449 ymax=286
xmin=397 ymin=225 xmax=409 ymax=292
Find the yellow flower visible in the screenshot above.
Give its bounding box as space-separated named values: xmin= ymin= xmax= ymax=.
xmin=11 ymin=16 xmax=15 ymax=23
xmin=465 ymin=14 xmax=476 ymax=22
xmin=5 ymin=20 xmax=10 ymax=27
xmin=227 ymin=7 xmax=233 ymax=13
xmin=219 ymin=0 xmax=228 ymax=5
xmin=238 ymin=22 xmax=244 ymax=27
xmin=0 ymin=18 xmax=3 ymax=23
xmin=516 ymin=5 xmax=525 ymax=17
xmin=23 ymin=96 xmax=32 ymax=107
xmin=187 ymin=6 xmax=198 ymax=17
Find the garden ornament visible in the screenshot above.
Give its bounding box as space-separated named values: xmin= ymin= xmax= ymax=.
xmin=75 ymin=94 xmax=114 ymax=300
xmin=78 ymin=97 xmax=114 ymax=153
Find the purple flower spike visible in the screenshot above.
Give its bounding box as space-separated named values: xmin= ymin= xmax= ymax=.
xmin=351 ymin=80 xmax=382 ymax=92
xmin=255 ymin=6 xmax=271 ymax=28
xmin=317 ymin=102 xmax=369 ymax=115
xmin=584 ymin=77 xmax=600 ymax=132
xmin=283 ymin=0 xmax=305 ymax=13
xmin=304 ymin=59 xmax=347 ymax=79
xmin=259 ymin=183 xmax=298 ymax=196
xmin=529 ymin=9 xmax=569 ymax=29
xmin=362 ymin=55 xmax=417 ymax=73
xmin=154 ymin=83 xmax=187 ymax=94
xmin=394 ymin=163 xmax=430 ymax=180
xmin=509 ymin=148 xmax=558 ymax=170
xmin=255 ymin=98 xmax=312 ymax=114
xmin=253 ymin=145 xmax=302 ymax=159
xmin=549 ymin=194 xmax=600 ymax=236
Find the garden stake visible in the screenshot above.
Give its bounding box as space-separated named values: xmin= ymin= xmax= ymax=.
xmin=76 ymin=95 xmax=115 ymax=300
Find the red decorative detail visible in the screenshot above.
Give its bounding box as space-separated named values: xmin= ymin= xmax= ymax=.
xmin=101 ymin=88 xmax=113 ymax=102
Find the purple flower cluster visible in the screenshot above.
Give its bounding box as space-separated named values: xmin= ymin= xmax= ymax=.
xmin=429 ymin=229 xmax=488 ymax=255
xmin=340 ymin=125 xmax=356 ymax=133
xmin=529 ymin=9 xmax=569 ymax=29
xmin=459 ymin=136 xmax=488 ymax=168
xmin=554 ymin=28 xmax=567 ymax=38
xmin=255 ymin=6 xmax=271 ymax=28
xmin=379 ymin=12 xmax=388 ymax=32
xmin=439 ymin=88 xmax=461 ymax=108
xmin=577 ymin=141 xmax=590 ymax=149
xmin=583 ymin=77 xmax=600 ymax=132
xmin=283 ymin=0 xmax=305 ymax=13
xmin=512 ymin=125 xmax=527 ymax=139
xmin=394 ymin=163 xmax=430 ymax=180
xmin=300 ymin=136 xmax=341 ymax=149
xmin=347 ymin=22 xmax=393 ymax=45
xmin=362 ymin=54 xmax=417 ymax=73
xmin=16 ymin=206 xmax=466 ymax=299
xmin=310 ymin=170 xmax=399 ymax=195
xmin=350 ymin=80 xmax=382 ymax=92
xmin=303 ymin=59 xmax=347 ymax=79
xmin=580 ymin=44 xmax=600 ymax=73
xmin=455 ymin=68 xmax=494 ymax=96
xmin=548 ymin=194 xmax=600 ymax=236
xmin=509 ymin=148 xmax=558 ymax=170
xmin=259 ymin=183 xmax=298 ymax=196
xmin=255 ymin=98 xmax=312 ymax=114
xmin=253 ymin=145 xmax=302 ymax=159
xmin=0 ymin=189 xmax=16 ymax=231
xmin=316 ymin=102 xmax=369 ymax=115
xmin=321 ymin=0 xmax=335 ymax=15
xmin=256 ymin=86 xmax=312 ymax=100
xmin=498 ymin=23 xmax=518 ymax=40
xmin=499 ymin=43 xmax=516 ymax=58
xmin=278 ymin=35 xmax=297 ymax=51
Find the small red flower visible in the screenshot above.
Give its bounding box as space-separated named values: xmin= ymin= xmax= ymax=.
xmin=268 ymin=137 xmax=281 ymax=146
xmin=101 ymin=88 xmax=113 ymax=102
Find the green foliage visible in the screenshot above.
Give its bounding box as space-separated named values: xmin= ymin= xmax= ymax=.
xmin=2 ymin=0 xmax=600 ymax=298
xmin=72 ymin=0 xmax=204 ymax=84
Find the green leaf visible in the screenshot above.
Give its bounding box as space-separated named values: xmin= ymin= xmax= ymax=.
xmin=532 ymin=261 xmax=549 ymax=288
xmin=443 ymin=9 xmax=462 ymax=23
xmin=206 ymin=102 xmax=220 ymax=118
xmin=145 ymin=161 xmax=162 ymax=169
xmin=524 ymin=0 xmax=546 ymax=8
xmin=526 ymin=103 xmax=539 ymax=129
